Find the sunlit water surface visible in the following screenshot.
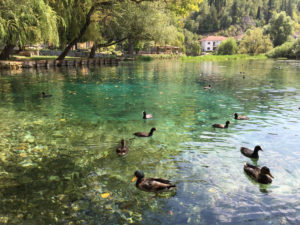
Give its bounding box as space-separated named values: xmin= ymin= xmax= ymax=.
xmin=0 ymin=60 xmax=299 ymax=225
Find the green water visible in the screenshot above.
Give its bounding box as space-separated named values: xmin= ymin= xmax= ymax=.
xmin=0 ymin=60 xmax=299 ymax=224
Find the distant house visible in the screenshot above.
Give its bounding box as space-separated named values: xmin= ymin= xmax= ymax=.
xmin=71 ymin=41 xmax=94 ymax=50
xmin=200 ymin=36 xmax=227 ymax=52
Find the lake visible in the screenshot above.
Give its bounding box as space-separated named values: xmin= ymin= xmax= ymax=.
xmin=0 ymin=59 xmax=299 ymax=224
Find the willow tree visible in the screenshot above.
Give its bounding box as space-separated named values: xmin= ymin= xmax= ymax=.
xmin=0 ymin=0 xmax=59 ymax=60
xmin=56 ymin=0 xmax=202 ymax=60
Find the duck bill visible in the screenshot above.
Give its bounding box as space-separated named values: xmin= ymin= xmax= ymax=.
xmin=131 ymin=176 xmax=137 ymax=182
xmin=268 ymin=172 xmax=274 ymax=178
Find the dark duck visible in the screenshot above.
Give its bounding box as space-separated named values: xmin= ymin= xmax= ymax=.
xmin=132 ymin=170 xmax=176 ymax=195
xmin=204 ymin=84 xmax=212 ymax=89
xmin=234 ymin=113 xmax=249 ymax=120
xmin=240 ymin=145 xmax=263 ymax=159
xmin=116 ymin=139 xmax=129 ymax=156
xmin=244 ymin=163 xmax=274 ymax=184
xmin=143 ymin=111 xmax=152 ymax=119
xmin=134 ymin=127 xmax=156 ymax=137
xmin=212 ymin=121 xmax=230 ymax=129
xmin=42 ymin=92 xmax=52 ymax=98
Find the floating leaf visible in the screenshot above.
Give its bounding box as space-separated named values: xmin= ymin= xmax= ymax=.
xmin=101 ymin=193 xmax=110 ymax=198
xmin=60 ymin=119 xmax=66 ymax=122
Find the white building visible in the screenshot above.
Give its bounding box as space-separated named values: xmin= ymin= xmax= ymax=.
xmin=200 ymin=36 xmax=227 ymax=52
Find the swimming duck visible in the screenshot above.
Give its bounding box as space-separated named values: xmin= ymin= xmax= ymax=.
xmin=244 ymin=163 xmax=274 ymax=184
xmin=143 ymin=111 xmax=152 ymax=119
xmin=132 ymin=170 xmax=176 ymax=194
xmin=204 ymin=84 xmax=212 ymax=90
xmin=134 ymin=127 xmax=156 ymax=137
xmin=212 ymin=121 xmax=230 ymax=129
xmin=234 ymin=113 xmax=249 ymax=120
xmin=42 ymin=92 xmax=52 ymax=98
xmin=116 ymin=139 xmax=129 ymax=156
xmin=240 ymin=145 xmax=263 ymax=159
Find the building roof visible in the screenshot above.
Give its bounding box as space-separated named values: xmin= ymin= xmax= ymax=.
xmin=200 ymin=36 xmax=227 ymax=42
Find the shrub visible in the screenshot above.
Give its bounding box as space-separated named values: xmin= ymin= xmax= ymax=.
xmin=266 ymin=41 xmax=295 ymax=58
xmin=217 ymin=38 xmax=237 ymax=55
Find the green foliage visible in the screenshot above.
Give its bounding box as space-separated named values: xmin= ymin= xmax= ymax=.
xmin=217 ymin=38 xmax=237 ymax=55
xmin=0 ymin=0 xmax=59 ymax=47
xmin=265 ymin=11 xmax=293 ymax=46
xmin=266 ymin=41 xmax=295 ymax=58
xmin=184 ymin=29 xmax=201 ymax=56
xmin=239 ymin=28 xmax=273 ymax=54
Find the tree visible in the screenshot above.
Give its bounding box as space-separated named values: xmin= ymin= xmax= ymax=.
xmin=0 ymin=0 xmax=59 ymax=60
xmin=266 ymin=11 xmax=293 ymax=46
xmin=56 ymin=0 xmax=203 ymax=60
xmin=239 ymin=27 xmax=273 ymax=54
xmin=217 ymin=38 xmax=237 ymax=55
xmin=184 ymin=29 xmax=201 ymax=56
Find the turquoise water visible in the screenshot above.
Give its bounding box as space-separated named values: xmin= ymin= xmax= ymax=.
xmin=0 ymin=60 xmax=299 ymax=224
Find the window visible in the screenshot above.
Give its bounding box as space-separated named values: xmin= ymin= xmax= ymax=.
xmin=208 ymin=42 xmax=210 ymax=44
xmin=207 ymin=47 xmax=210 ymax=50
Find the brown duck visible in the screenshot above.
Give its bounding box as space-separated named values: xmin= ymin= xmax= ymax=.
xmin=212 ymin=121 xmax=230 ymax=129
xmin=234 ymin=113 xmax=249 ymax=120
xmin=134 ymin=127 xmax=156 ymax=137
xmin=132 ymin=170 xmax=176 ymax=195
xmin=116 ymin=139 xmax=129 ymax=156
xmin=244 ymin=163 xmax=274 ymax=184
xmin=240 ymin=145 xmax=263 ymax=159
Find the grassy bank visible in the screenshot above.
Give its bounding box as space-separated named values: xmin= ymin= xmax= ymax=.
xmin=181 ymin=54 xmax=267 ymax=62
xmin=133 ymin=54 xmax=267 ymax=62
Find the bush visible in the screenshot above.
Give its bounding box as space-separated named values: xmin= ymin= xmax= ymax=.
xmin=266 ymin=41 xmax=295 ymax=58
xmin=217 ymin=38 xmax=237 ymax=55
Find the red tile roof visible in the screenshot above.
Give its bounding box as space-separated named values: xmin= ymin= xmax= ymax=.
xmin=200 ymin=36 xmax=227 ymax=42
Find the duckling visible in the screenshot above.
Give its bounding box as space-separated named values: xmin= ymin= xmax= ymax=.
xmin=240 ymin=145 xmax=263 ymax=159
xmin=116 ymin=139 xmax=129 ymax=156
xmin=42 ymin=92 xmax=52 ymax=98
xmin=244 ymin=163 xmax=274 ymax=184
xmin=212 ymin=121 xmax=230 ymax=129
xmin=143 ymin=111 xmax=152 ymax=119
xmin=234 ymin=113 xmax=249 ymax=120
xmin=132 ymin=170 xmax=176 ymax=195
xmin=134 ymin=127 xmax=156 ymax=137
xmin=204 ymin=84 xmax=212 ymax=90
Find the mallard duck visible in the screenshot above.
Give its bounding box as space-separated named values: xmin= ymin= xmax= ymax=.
xmin=244 ymin=163 xmax=273 ymax=184
xmin=42 ymin=92 xmax=52 ymax=98
xmin=212 ymin=121 xmax=230 ymax=129
xmin=116 ymin=139 xmax=129 ymax=156
xmin=131 ymin=170 xmax=176 ymax=194
xmin=134 ymin=127 xmax=156 ymax=137
xmin=240 ymin=145 xmax=263 ymax=159
xmin=234 ymin=113 xmax=249 ymax=120
xmin=204 ymin=84 xmax=212 ymax=89
xmin=143 ymin=111 xmax=152 ymax=119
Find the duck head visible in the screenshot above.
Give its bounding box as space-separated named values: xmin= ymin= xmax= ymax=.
xmin=234 ymin=113 xmax=238 ymax=119
xmin=132 ymin=170 xmax=144 ymax=182
xmin=254 ymin=145 xmax=263 ymax=152
xmin=226 ymin=121 xmax=230 ymax=125
xmin=261 ymin=166 xmax=274 ymax=178
xmin=121 ymin=139 xmax=125 ymax=146
xmin=150 ymin=127 xmax=156 ymax=132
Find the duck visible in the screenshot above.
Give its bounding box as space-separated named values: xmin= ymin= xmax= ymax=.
xmin=42 ymin=92 xmax=52 ymax=98
xmin=204 ymin=84 xmax=212 ymax=90
xmin=116 ymin=139 xmax=129 ymax=156
xmin=240 ymin=145 xmax=263 ymax=159
xmin=212 ymin=121 xmax=230 ymax=129
xmin=244 ymin=163 xmax=274 ymax=184
xmin=234 ymin=113 xmax=249 ymax=120
xmin=134 ymin=127 xmax=156 ymax=137
xmin=132 ymin=170 xmax=176 ymax=195
xmin=143 ymin=111 xmax=152 ymax=119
